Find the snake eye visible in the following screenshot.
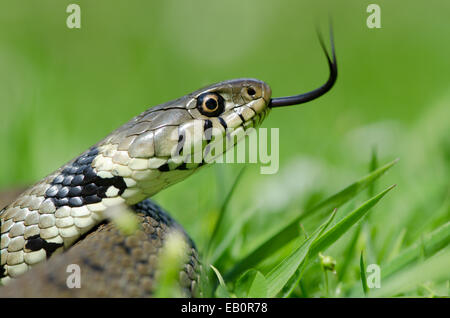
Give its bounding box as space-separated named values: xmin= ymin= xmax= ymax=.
xmin=197 ymin=92 xmax=225 ymax=117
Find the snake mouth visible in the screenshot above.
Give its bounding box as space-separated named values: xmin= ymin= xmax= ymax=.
xmin=269 ymin=28 xmax=337 ymax=108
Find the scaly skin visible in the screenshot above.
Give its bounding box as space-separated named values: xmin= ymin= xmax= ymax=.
xmin=0 ymin=78 xmax=271 ymax=285
xmin=0 ymin=199 xmax=201 ymax=297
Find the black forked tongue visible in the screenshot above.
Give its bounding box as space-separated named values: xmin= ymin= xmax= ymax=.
xmin=269 ymin=27 xmax=337 ymax=108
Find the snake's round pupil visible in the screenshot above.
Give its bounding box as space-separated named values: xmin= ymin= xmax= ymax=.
xmin=247 ymin=87 xmax=256 ymax=96
xmin=205 ymin=98 xmax=217 ymax=110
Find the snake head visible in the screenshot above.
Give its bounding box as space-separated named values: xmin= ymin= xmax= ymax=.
xmin=92 ymin=78 xmax=273 ymax=201
xmin=102 ymin=78 xmax=273 ymax=168
xmin=95 ymin=31 xmax=336 ymax=199
xmin=186 ymin=78 xmax=272 ymax=130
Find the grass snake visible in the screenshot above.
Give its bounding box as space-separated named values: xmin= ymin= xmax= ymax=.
xmin=0 ymin=32 xmax=337 ymax=297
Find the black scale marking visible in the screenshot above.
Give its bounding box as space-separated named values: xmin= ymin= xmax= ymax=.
xmin=25 ymin=234 xmax=63 ymax=257
xmin=203 ymin=119 xmax=214 ymax=160
xmin=175 ymin=133 xmax=185 ymax=156
xmin=44 ymin=147 xmax=127 ymax=208
xmin=237 ymin=113 xmax=245 ymax=123
xmin=19 ymin=146 xmax=129 ymax=267
xmin=157 ymin=122 xmax=215 ymax=173
xmin=158 ymin=163 xmax=171 ymax=172
xmin=133 ymin=199 xmax=196 ymax=248
xmin=133 ymin=199 xmax=175 ymax=227
xmin=203 ymin=119 xmax=213 ymax=142
xmin=218 ymin=116 xmax=227 ymax=130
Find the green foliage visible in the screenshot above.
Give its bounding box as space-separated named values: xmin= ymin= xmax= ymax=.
xmin=224 ymin=160 xmax=397 ymax=281
xmin=235 ymin=269 xmax=267 ymax=298
xmin=360 ymin=251 xmax=369 ymax=296
xmin=199 ymin=160 xmax=448 ymax=298
xmin=264 ymin=211 xmax=334 ymax=297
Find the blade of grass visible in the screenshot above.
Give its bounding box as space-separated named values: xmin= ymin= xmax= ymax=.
xmin=360 ymin=251 xmax=369 ymax=296
xmin=385 ymin=228 xmax=407 ymax=262
xmin=382 ymin=221 xmax=450 ymax=278
xmin=305 ymin=185 xmax=395 ymax=297
xmin=309 ymin=184 xmax=396 ymax=256
xmin=235 ymin=269 xmax=268 ymax=298
xmin=207 ymin=167 xmax=246 ymax=256
xmin=225 ymin=159 xmax=398 ymax=281
xmin=280 ymin=256 xmax=310 ymax=297
xmin=208 ymin=207 xmax=257 ymax=265
xmin=210 ymin=264 xmax=231 ymax=297
xmin=299 ymin=280 xmax=308 ymax=297
xmin=302 ymin=159 xmax=398 ymax=221
xmin=265 ymin=209 xmax=337 ymax=297
xmin=346 ymin=221 xmax=450 ymax=297
xmin=338 ymin=224 xmax=361 ymax=281
xmin=360 ymin=247 xmax=450 ymax=297
xmin=368 ymin=146 xmax=379 ymax=198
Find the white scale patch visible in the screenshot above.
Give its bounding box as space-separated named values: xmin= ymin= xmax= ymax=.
xmin=105 ymin=186 xmax=120 ymax=197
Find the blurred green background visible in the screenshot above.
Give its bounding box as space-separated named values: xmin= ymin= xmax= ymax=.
xmin=0 ymin=0 xmax=448 ymax=296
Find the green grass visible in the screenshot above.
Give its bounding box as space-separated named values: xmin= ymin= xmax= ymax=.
xmin=194 ymin=160 xmax=448 ymax=297
xmin=1 ymin=0 xmax=449 ymax=297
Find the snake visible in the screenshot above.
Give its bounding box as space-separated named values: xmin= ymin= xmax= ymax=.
xmin=0 ymin=33 xmax=337 ymax=297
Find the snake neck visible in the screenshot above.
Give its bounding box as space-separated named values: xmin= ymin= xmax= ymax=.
xmin=0 ymin=143 xmax=195 ymax=283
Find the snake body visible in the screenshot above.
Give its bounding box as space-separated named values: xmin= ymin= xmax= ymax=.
xmin=0 ymin=33 xmax=337 ymax=296
xmin=0 ymin=79 xmax=272 ymax=291
xmin=0 ymin=199 xmax=201 ymax=297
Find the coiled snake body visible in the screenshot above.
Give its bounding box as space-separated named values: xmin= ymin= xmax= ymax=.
xmin=0 ymin=34 xmax=337 ymax=297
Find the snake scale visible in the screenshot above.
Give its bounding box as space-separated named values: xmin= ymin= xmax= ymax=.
xmin=0 ymin=33 xmax=337 ymax=297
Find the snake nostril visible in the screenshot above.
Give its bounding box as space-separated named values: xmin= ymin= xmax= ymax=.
xmin=247 ymin=87 xmax=256 ymax=96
